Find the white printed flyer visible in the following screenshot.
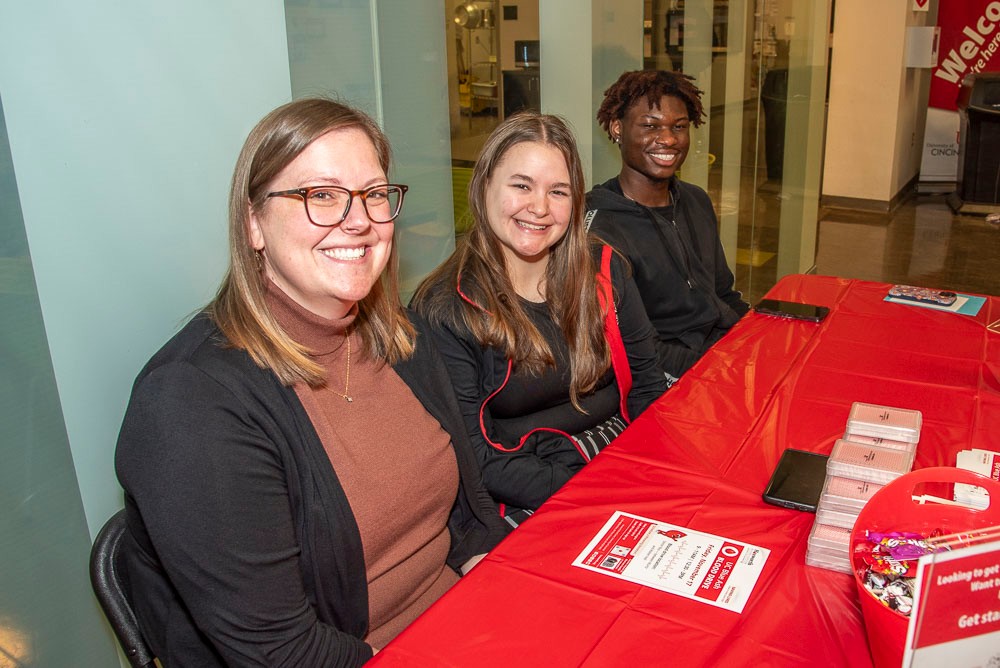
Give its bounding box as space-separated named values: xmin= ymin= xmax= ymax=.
xmin=572 ymin=511 xmax=770 ymax=613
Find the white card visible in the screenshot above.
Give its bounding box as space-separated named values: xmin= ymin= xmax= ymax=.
xmin=572 ymin=511 xmax=770 ymax=614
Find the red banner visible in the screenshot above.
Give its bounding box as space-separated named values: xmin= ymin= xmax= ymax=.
xmin=929 ymin=0 xmax=1000 ymax=110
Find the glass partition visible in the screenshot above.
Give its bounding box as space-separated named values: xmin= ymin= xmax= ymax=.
xmin=0 ymin=95 xmax=117 ymax=667
xmin=644 ymin=0 xmax=830 ymax=302
xmin=444 ymin=0 xmax=526 ymax=236
xmin=286 ymin=0 xmax=458 ymax=300
xmin=441 ymin=0 xmax=829 ymax=301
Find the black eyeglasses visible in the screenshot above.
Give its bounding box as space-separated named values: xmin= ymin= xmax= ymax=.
xmin=266 ymin=184 xmax=408 ymax=226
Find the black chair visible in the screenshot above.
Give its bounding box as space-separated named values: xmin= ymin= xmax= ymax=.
xmin=90 ymin=509 xmax=157 ymax=668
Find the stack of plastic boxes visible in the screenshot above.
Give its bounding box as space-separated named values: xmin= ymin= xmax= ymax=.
xmin=805 ymin=403 xmax=920 ymax=573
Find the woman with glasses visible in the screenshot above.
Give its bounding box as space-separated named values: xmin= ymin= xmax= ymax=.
xmin=412 ymin=112 xmax=666 ymax=525
xmin=115 ymin=98 xmax=508 ymax=666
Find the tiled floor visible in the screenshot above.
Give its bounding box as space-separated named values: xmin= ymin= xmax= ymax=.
xmin=813 ymin=197 xmax=999 ymax=298
xmin=733 ymin=185 xmax=1000 ymax=304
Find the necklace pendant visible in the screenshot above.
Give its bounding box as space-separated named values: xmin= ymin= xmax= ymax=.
xmin=345 ymin=396 xmax=353 ymax=403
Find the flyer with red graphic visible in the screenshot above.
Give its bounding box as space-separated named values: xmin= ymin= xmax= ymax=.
xmin=903 ymin=537 xmax=1000 ymax=667
xmin=572 ymin=511 xmax=770 ymax=613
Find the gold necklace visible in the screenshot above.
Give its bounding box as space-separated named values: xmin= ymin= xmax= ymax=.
xmin=621 ymin=183 xmax=671 ymax=207
xmin=327 ymin=334 xmax=353 ymax=403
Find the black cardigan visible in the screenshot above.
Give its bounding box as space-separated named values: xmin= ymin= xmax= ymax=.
xmin=115 ymin=311 xmax=509 ymax=667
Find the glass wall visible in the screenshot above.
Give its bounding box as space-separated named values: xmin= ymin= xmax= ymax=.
xmin=286 ymin=0 xmax=459 ymax=299
xmin=0 ymin=94 xmax=117 ymax=667
xmin=443 ymin=0 xmax=831 ymax=303
xmin=643 ymin=0 xmax=831 ymax=302
xmin=1 ymin=2 xmax=291 ymax=664
xmin=443 ymin=1 xmax=539 ymax=235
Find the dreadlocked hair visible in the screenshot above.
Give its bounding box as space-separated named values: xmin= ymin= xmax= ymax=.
xmin=596 ymin=70 xmax=706 ymax=139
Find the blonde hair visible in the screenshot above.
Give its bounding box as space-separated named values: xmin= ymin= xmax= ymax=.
xmin=414 ymin=112 xmax=608 ymax=409
xmin=208 ymin=97 xmax=414 ymax=386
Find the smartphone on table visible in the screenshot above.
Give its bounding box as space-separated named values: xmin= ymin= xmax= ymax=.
xmin=754 ymin=299 xmax=830 ymax=323
xmin=762 ymin=448 xmax=830 ymax=513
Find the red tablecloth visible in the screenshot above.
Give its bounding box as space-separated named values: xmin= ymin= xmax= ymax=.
xmin=371 ymin=275 xmax=1000 ymax=667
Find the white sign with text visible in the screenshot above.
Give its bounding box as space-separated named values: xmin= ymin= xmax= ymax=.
xmin=572 ymin=511 xmax=770 ymax=614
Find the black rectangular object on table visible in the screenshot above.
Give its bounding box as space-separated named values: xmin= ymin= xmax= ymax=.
xmin=754 ymin=299 xmax=829 ymax=322
xmin=762 ymin=449 xmax=830 ymax=513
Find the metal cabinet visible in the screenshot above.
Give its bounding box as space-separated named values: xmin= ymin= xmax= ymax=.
xmin=502 ymin=68 xmax=540 ymax=118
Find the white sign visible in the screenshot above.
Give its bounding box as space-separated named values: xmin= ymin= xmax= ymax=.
xmin=919 ymin=108 xmax=960 ymax=181
xmin=572 ymin=511 xmax=770 ymax=613
xmin=903 ymin=536 xmax=1000 ymax=666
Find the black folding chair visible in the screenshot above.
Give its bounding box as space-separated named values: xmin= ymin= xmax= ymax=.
xmin=89 ymin=509 xmax=157 ymax=668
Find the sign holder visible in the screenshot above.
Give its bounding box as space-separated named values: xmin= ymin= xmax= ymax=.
xmin=903 ymin=525 xmax=1000 ymax=667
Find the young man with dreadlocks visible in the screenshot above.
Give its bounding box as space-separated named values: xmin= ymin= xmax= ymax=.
xmin=586 ymin=70 xmax=749 ymax=386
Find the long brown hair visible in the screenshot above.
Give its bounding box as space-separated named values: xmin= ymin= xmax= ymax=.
xmin=208 ymin=97 xmax=415 ymax=386
xmin=413 ymin=112 xmax=608 ymax=409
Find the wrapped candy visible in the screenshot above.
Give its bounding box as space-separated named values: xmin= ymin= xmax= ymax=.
xmin=857 ymin=529 xmax=948 ymax=617
xmin=867 ymin=531 xmax=939 ymax=561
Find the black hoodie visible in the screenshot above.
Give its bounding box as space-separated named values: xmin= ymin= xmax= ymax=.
xmin=586 ymin=176 xmax=749 ymax=381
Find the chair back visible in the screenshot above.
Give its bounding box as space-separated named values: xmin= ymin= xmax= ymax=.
xmin=89 ymin=509 xmax=157 ymax=668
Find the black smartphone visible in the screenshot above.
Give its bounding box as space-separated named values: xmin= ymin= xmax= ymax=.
xmin=762 ymin=449 xmax=829 ymax=513
xmin=754 ymin=299 xmax=830 ymax=323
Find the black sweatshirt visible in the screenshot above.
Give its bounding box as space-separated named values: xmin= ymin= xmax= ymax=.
xmin=411 ymin=248 xmax=667 ymax=511
xmin=586 ymin=177 xmax=749 ymax=380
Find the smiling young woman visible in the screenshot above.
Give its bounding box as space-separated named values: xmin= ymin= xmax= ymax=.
xmin=482 ymin=140 xmax=573 ymax=300
xmin=412 ymin=112 xmax=667 ymax=524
